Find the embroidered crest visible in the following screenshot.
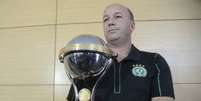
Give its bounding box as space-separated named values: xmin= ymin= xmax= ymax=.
xmin=132 ymin=64 xmax=147 ymax=77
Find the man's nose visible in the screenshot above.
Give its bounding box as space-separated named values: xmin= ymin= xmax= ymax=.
xmin=108 ymin=18 xmax=115 ymax=26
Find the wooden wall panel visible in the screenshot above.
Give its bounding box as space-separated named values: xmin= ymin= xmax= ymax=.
xmin=0 ymin=86 xmax=53 ymax=101
xmin=55 ymin=85 xmax=71 ymax=101
xmin=0 ymin=26 xmax=55 ymax=84
xmin=175 ymin=84 xmax=201 ymax=101
xmin=58 ymin=0 xmax=201 ymax=24
xmin=0 ymin=0 xmax=56 ymax=28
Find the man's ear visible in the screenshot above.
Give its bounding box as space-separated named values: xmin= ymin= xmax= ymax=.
xmin=130 ymin=22 xmax=135 ymax=31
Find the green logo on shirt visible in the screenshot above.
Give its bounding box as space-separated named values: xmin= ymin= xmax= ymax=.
xmin=132 ymin=64 xmax=147 ymax=77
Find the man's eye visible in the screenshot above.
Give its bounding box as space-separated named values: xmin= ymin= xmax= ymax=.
xmin=103 ymin=18 xmax=108 ymax=22
xmin=115 ymin=15 xmax=122 ymax=18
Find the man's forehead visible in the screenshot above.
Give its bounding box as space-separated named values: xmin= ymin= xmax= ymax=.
xmin=104 ymin=4 xmax=128 ymax=15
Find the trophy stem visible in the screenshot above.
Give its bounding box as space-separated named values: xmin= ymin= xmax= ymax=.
xmin=66 ymin=73 xmax=79 ymax=101
xmin=66 ymin=58 xmax=113 ymax=101
xmin=91 ymin=59 xmax=113 ymax=101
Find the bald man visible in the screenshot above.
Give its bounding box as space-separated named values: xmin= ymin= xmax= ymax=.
xmin=67 ymin=4 xmax=175 ymax=101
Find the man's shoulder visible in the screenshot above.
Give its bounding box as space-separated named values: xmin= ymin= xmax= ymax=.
xmin=138 ymin=50 xmax=159 ymax=59
xmin=137 ymin=50 xmax=167 ymax=64
xmin=129 ymin=45 xmax=165 ymax=62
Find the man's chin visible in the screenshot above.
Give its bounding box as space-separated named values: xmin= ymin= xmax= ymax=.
xmin=108 ymin=37 xmax=120 ymax=44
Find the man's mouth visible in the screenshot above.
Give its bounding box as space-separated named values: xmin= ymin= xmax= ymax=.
xmin=108 ymin=29 xmax=119 ymax=33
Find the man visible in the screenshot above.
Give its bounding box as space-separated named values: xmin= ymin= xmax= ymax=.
xmin=67 ymin=4 xmax=175 ymax=101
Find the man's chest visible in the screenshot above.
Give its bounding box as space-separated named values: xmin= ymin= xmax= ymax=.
xmin=94 ymin=61 xmax=156 ymax=101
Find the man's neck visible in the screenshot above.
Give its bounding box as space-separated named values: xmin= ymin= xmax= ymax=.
xmin=108 ymin=42 xmax=132 ymax=62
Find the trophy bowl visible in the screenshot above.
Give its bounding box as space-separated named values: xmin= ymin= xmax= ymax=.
xmin=59 ymin=34 xmax=114 ymax=101
xmin=64 ymin=51 xmax=108 ymax=78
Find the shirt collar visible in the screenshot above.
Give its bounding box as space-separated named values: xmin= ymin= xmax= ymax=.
xmin=121 ymin=44 xmax=141 ymax=61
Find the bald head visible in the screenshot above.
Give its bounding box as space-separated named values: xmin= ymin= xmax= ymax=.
xmin=104 ymin=4 xmax=134 ymax=24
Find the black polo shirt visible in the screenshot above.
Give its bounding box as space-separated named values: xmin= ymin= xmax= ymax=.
xmin=67 ymin=45 xmax=175 ymax=101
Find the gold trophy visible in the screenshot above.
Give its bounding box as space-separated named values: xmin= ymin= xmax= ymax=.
xmin=59 ymin=35 xmax=114 ymax=101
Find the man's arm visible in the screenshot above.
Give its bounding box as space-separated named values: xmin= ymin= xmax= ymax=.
xmin=152 ymin=96 xmax=174 ymax=101
xmin=151 ymin=53 xmax=175 ymax=99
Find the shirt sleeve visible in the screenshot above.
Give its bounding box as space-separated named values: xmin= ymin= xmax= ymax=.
xmin=151 ymin=53 xmax=175 ymax=99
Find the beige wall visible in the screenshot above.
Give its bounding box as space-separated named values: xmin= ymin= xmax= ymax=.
xmin=0 ymin=0 xmax=201 ymax=101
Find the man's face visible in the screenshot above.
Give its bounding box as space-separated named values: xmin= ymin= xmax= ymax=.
xmin=103 ymin=4 xmax=134 ymax=44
